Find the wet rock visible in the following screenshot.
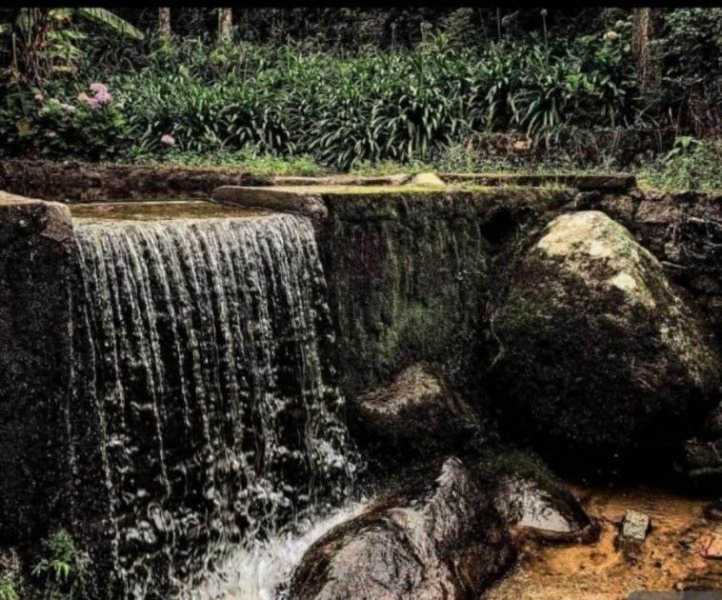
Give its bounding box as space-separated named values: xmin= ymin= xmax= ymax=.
xmin=621 ymin=510 xmax=650 ymax=541
xmin=348 ymin=363 xmax=481 ymax=457
xmin=493 ymin=210 xmax=721 ymax=472
xmin=482 ymin=449 xmax=599 ymax=544
xmin=287 ymin=457 xmax=515 ymax=600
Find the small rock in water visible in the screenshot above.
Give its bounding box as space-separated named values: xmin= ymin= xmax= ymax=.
xmin=621 ymin=510 xmax=650 ymax=541
xmin=484 ymin=449 xmax=599 ymax=544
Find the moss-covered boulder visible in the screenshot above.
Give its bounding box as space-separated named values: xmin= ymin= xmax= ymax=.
xmin=349 ymin=363 xmax=481 ymax=458
xmin=493 ymin=210 xmax=721 ymax=471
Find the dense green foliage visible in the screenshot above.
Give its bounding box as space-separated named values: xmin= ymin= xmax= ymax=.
xmin=0 ymin=25 xmax=638 ymax=169
xmin=0 ymin=8 xmax=720 ymax=188
xmin=656 ymin=8 xmax=722 ymax=138
xmin=638 ymin=137 xmax=722 ymax=192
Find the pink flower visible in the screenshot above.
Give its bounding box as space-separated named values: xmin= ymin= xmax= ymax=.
xmin=89 ymin=82 xmax=108 ymax=95
xmin=93 ymin=89 xmax=112 ymax=106
xmin=78 ymin=84 xmax=112 ymax=109
xmin=160 ymin=134 xmax=176 ymax=147
xmin=603 ymin=30 xmax=620 ymax=42
xmin=33 ymin=92 xmax=44 ymax=102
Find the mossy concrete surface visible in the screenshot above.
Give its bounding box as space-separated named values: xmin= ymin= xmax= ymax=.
xmin=315 ymin=187 xmax=573 ymax=402
xmin=0 ymin=191 xmax=75 ymax=545
xmin=212 ymin=184 xmax=578 ymax=408
xmin=442 ymin=172 xmax=636 ymax=192
xmin=0 ymin=159 xmax=636 ymax=202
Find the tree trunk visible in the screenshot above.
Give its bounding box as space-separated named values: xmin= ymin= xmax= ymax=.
xmin=218 ymin=8 xmax=233 ymax=42
xmin=632 ymin=8 xmax=662 ymax=100
xmin=158 ymin=8 xmax=171 ymax=40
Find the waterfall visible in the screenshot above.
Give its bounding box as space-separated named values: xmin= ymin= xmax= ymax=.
xmin=69 ymin=213 xmax=357 ymax=598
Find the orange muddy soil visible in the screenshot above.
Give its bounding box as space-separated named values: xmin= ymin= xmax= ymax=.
xmin=486 ymin=484 xmax=722 ymax=600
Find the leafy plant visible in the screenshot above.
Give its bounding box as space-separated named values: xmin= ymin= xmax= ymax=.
xmin=656 ymin=8 xmax=722 ymax=137
xmin=638 ymin=136 xmax=722 ymax=191
xmin=0 ymin=8 xmax=144 ymax=84
xmin=0 ymin=577 xmax=18 ymax=600
xmin=0 ymin=34 xmax=645 ymax=170
xmin=31 ymin=530 xmax=88 ymax=600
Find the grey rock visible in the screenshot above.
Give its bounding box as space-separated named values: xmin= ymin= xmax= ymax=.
xmin=482 ymin=449 xmax=599 ymax=544
xmin=349 ymin=363 xmax=481 ymax=457
xmin=287 ymin=457 xmax=515 ymax=600
xmin=407 ymin=172 xmax=446 ymax=186
xmin=621 ymin=510 xmax=650 ymax=541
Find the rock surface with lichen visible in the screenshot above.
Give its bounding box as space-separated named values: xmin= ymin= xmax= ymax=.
xmin=492 ymin=210 xmax=721 ymax=471
xmin=349 ymin=363 xmax=481 ymax=458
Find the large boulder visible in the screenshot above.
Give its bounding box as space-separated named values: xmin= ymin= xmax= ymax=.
xmin=348 ymin=363 xmax=481 ymax=457
xmin=287 ymin=457 xmax=515 ymax=600
xmin=493 ymin=210 xmax=721 ymax=471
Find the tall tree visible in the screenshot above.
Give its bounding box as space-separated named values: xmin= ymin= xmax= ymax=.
xmin=158 ymin=7 xmax=170 ymax=40
xmin=632 ymin=8 xmax=662 ymax=100
xmin=218 ymin=8 xmax=232 ymax=42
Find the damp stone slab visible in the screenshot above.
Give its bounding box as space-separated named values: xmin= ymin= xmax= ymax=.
xmin=212 ymin=183 xmax=575 ymax=224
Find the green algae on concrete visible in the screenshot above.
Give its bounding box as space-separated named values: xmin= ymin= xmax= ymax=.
xmin=314 ymin=187 xmax=573 ymax=401
xmin=442 ymin=172 xmax=636 ymax=192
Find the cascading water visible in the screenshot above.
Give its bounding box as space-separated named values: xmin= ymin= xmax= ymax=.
xmin=68 ymin=211 xmax=358 ymax=598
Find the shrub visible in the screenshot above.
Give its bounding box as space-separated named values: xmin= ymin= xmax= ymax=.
xmin=31 ymin=529 xmax=88 ymax=600
xmin=0 ymin=81 xmax=129 ymax=161
xmin=656 ymin=8 xmax=722 ymax=137
xmin=638 ymin=136 xmax=722 ymax=191
xmin=0 ymin=36 xmax=643 ymax=170
xmin=0 ymin=577 xmax=18 ymax=600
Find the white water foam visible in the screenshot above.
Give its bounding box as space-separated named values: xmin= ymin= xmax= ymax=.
xmin=186 ymin=499 xmax=369 ymax=600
